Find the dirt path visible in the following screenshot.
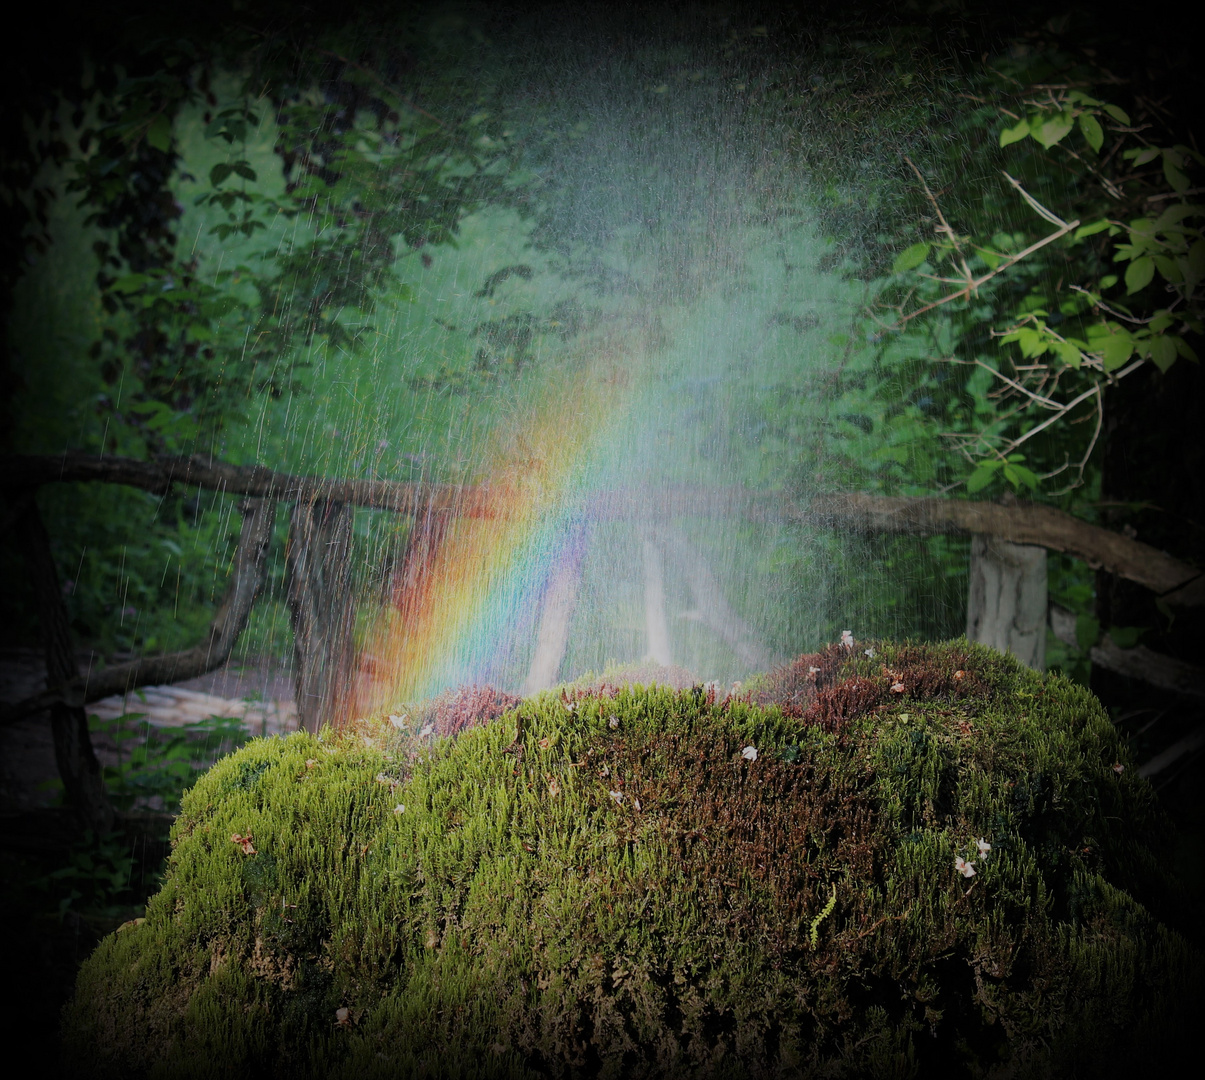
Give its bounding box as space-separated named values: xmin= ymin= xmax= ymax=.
xmin=0 ymin=648 xmax=297 ymax=814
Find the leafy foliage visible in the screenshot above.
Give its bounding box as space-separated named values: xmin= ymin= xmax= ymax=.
xmin=840 ymin=37 xmax=1201 ymax=501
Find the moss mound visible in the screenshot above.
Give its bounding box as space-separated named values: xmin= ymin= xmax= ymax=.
xmin=62 ymin=641 xmax=1200 ymax=1078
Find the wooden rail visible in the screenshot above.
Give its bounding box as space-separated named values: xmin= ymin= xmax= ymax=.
xmin=3 ymin=450 xmax=1201 ymax=832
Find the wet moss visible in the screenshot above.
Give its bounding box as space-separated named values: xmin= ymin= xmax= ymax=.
xmin=62 ymin=641 xmax=1201 ymax=1078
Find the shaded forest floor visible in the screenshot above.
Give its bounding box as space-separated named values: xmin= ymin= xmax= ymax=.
xmin=0 ymin=648 xmax=297 ymax=1066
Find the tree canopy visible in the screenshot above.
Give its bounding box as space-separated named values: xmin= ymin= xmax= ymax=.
xmin=1 ymin=1 xmax=1200 ymax=692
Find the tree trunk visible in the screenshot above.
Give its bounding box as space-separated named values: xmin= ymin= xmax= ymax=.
xmin=11 ymin=491 xmax=114 ymax=834
xmin=655 ymin=525 xmax=771 ymax=671
xmin=966 ymin=535 xmax=1047 ymax=671
xmin=643 ymin=535 xmax=672 ymax=666
xmin=287 ymin=499 xmax=356 ymax=732
xmin=521 ymin=530 xmax=586 ymax=695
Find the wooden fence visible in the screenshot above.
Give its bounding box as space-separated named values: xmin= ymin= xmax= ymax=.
xmin=3 ymin=451 xmax=1202 ymax=834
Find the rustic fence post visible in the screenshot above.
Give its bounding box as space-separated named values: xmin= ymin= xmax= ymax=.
xmin=287 ymin=499 xmax=356 ymax=732
xmin=966 ymin=535 xmax=1048 ymax=670
xmin=642 ymin=534 xmax=672 ymax=666
xmin=12 ymin=490 xmax=114 ymax=834
xmin=522 ymin=526 xmax=586 ymax=695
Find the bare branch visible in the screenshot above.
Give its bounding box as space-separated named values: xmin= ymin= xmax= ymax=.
xmin=1 ymin=497 xmax=276 ymax=726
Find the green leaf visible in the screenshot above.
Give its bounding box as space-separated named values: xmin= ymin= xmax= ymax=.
xmin=1173 ymin=336 xmax=1199 ymax=363
xmin=892 ymin=243 xmax=931 ymax=274
xmin=1013 ymin=328 xmax=1048 ymax=358
xmin=1091 ymin=324 xmax=1134 ymax=371
xmin=145 ymin=114 xmax=172 ymax=153
xmin=111 ymin=273 xmax=150 ymax=294
xmin=232 ymin=161 xmax=258 ymax=182
xmin=1053 ymin=340 xmax=1083 ymax=368
xmin=966 ymin=461 xmax=1001 ymax=493
xmin=1147 ymin=333 xmax=1178 ymax=372
xmin=1033 ymin=111 xmax=1074 ymax=149
xmin=1124 ymin=256 xmax=1155 ymax=293
xmin=974 ymin=246 xmax=1001 ymax=270
xmin=1164 ymin=156 xmax=1190 ymax=193
xmin=1108 ymin=626 xmax=1143 ymax=649
xmin=1149 ymin=311 xmax=1174 ymax=334
xmin=1002 ymin=462 xmax=1039 ymax=491
xmin=1075 ymin=614 xmax=1101 ymax=650
xmin=1129 ymin=147 xmax=1160 ymax=167
xmin=999 ymin=118 xmax=1031 ymax=147
xmin=1078 ymin=113 xmax=1104 ymax=153
xmin=1075 ymin=219 xmax=1112 ymax=239
xmin=1098 ymin=274 xmax=1119 ymax=289
xmin=1103 ymin=104 xmax=1131 ymax=125
xmin=209 ymin=162 xmax=233 ymax=187
xmin=1153 ymin=256 xmax=1183 ymax=283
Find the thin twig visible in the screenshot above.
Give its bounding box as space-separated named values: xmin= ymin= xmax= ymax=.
xmin=1068 ymin=285 xmax=1157 ymax=325
xmin=1001 ymin=172 xmax=1070 ymax=228
xmin=904 ymin=156 xmax=976 ymax=289
xmin=972 ymin=358 xmax=1063 ymax=410
xmin=893 ymin=212 xmax=1079 ymax=327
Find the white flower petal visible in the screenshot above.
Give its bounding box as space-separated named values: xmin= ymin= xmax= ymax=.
xmin=741 ymin=746 xmax=758 ymax=761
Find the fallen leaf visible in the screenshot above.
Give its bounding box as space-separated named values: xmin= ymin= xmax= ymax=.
xmin=231 ymin=833 xmax=257 ymax=855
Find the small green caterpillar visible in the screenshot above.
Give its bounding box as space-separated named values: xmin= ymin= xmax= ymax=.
xmin=809 ymin=885 xmax=838 ymax=949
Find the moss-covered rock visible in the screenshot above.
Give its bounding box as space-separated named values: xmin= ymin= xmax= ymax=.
xmin=62 ymin=641 xmax=1201 ymax=1078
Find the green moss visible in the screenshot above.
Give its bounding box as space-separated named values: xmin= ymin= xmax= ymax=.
xmin=62 ymin=641 xmax=1201 ymax=1078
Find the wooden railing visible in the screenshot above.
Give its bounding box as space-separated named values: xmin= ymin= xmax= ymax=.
xmin=3 ymin=450 xmax=1202 ymax=833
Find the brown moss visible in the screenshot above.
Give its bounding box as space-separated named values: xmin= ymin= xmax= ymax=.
xmin=752 ymin=642 xmax=992 ymax=732
xmin=422 ymin=684 xmax=523 ymax=737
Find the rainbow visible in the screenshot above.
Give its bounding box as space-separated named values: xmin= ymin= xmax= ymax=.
xmin=349 ymin=363 xmax=635 ymax=716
